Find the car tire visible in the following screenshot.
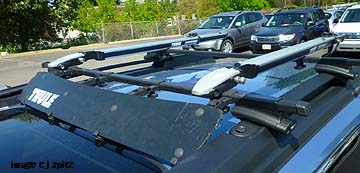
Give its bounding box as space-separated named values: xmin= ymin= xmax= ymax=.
xmin=220 ymin=39 xmax=233 ymax=53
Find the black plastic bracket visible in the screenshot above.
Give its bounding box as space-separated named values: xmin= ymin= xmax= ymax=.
xmin=81 ymin=51 xmax=105 ymax=61
xmin=231 ymin=105 xmax=295 ymax=134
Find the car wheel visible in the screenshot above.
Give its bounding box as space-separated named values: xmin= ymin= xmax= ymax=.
xmin=220 ymin=39 xmax=233 ymax=53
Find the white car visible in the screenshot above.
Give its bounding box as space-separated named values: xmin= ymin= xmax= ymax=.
xmin=325 ymin=9 xmax=343 ymax=32
xmin=332 ymin=5 xmax=360 ymax=52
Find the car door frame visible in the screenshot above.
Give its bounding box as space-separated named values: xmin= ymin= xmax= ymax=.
xmin=305 ymin=11 xmax=317 ymax=40
xmin=228 ymin=13 xmax=249 ymax=47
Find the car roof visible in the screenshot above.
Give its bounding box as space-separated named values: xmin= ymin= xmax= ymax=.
xmin=276 ymin=9 xmax=307 ymax=14
xmin=276 ymin=7 xmax=322 ymax=14
xmin=2 ymin=35 xmax=360 ymax=172
xmin=325 ymin=9 xmax=343 ymax=14
xmin=212 ymin=11 xmax=242 ymax=17
xmin=349 ymin=4 xmax=360 ymax=9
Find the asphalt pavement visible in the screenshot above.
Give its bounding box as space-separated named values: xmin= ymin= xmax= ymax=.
xmin=0 ymin=36 xmax=181 ymax=86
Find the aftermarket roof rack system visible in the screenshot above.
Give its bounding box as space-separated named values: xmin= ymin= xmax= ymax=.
xmin=1 ymin=33 xmax=359 ymax=168
xmin=40 ymin=33 xmax=352 ymax=134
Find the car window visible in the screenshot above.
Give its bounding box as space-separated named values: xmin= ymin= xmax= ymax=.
xmin=318 ymin=10 xmax=326 ymax=20
xmin=235 ymin=14 xmax=246 ymax=25
xmin=308 ymin=12 xmax=315 ymax=22
xmin=199 ymin=16 xmax=234 ymax=29
xmin=341 ymin=8 xmax=360 ymax=23
xmin=335 ymin=11 xmax=342 ymax=19
xmin=313 ymin=11 xmax=321 ymax=22
xmin=245 ymin=13 xmax=257 ymax=24
xmin=255 ymin=13 xmax=263 ymax=21
xmin=266 ymin=13 xmax=306 ymax=27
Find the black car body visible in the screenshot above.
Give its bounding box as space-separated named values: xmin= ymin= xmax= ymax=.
xmin=250 ymin=7 xmax=329 ymax=54
xmin=1 ymin=34 xmax=360 ymax=173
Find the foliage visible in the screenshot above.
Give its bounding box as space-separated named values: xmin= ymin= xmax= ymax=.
xmin=70 ymin=0 xmax=97 ymax=33
xmin=0 ymin=0 xmax=58 ymax=51
xmin=176 ymin=0 xmax=197 ymax=19
xmin=94 ymin=0 xmax=119 ymax=22
xmin=119 ymin=0 xmax=176 ymax=22
xmin=196 ymin=0 xmax=219 ymax=18
xmin=216 ymin=0 xmax=271 ymax=11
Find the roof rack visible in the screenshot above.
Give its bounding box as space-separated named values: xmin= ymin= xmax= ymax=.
xmin=42 ymin=33 xmax=227 ymax=70
xmin=3 ymin=33 xmax=358 ymax=165
xmin=37 ymin=34 xmax=350 ymax=134
xmin=191 ymin=35 xmax=345 ymax=96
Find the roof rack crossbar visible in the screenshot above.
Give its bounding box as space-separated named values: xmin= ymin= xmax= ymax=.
xmin=166 ymin=49 xmax=259 ymax=59
xmin=191 ymin=35 xmax=345 ymax=96
xmin=97 ymin=59 xmax=152 ymax=71
xmin=71 ymin=67 xmax=195 ymax=95
xmin=0 ymin=84 xmax=26 ymax=99
xmin=44 ymin=33 xmax=227 ymax=70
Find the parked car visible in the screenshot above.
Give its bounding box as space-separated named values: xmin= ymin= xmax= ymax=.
xmin=183 ymin=11 xmax=267 ymax=53
xmin=325 ymin=9 xmax=344 ymax=31
xmin=264 ymin=13 xmax=274 ymax=20
xmin=250 ymin=7 xmax=329 ymax=54
xmin=332 ymin=4 xmax=360 ymax=52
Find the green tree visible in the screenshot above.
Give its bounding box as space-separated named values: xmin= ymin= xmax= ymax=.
xmin=118 ymin=0 xmax=137 ymax=21
xmin=176 ymin=0 xmax=197 ymax=19
xmin=0 ymin=0 xmax=58 ymax=51
xmin=53 ymin=0 xmax=82 ymax=38
xmin=216 ymin=0 xmax=270 ymax=11
xmin=196 ymin=0 xmax=219 ymax=18
xmin=95 ymin=0 xmax=119 ymax=22
xmin=119 ymin=0 xmax=176 ymax=21
xmin=160 ymin=0 xmax=177 ymax=19
xmin=70 ymin=0 xmax=97 ymax=32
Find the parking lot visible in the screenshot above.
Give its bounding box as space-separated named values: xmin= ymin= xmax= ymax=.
xmin=0 ymin=36 xmax=181 ymax=86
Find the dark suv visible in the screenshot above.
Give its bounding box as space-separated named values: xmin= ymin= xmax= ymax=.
xmin=250 ymin=7 xmax=329 ymax=53
xmin=184 ymin=11 xmax=267 ymax=53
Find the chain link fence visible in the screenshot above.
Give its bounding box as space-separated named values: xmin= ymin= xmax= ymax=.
xmin=92 ymin=19 xmax=205 ymax=43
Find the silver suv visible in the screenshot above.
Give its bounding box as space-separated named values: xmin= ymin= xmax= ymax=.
xmin=184 ymin=11 xmax=267 ymax=53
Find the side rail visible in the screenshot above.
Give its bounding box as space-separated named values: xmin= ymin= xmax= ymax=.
xmin=42 ymin=33 xmax=227 ymax=70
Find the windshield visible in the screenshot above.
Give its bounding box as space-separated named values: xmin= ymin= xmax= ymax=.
xmin=199 ymin=16 xmax=234 ymax=29
xmin=266 ymin=13 xmax=306 ymax=27
xmin=341 ymin=9 xmax=360 ymax=23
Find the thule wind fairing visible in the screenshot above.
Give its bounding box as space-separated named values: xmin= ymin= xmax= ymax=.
xmin=1 ymin=33 xmax=359 ymax=170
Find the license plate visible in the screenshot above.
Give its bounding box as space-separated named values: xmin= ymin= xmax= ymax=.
xmin=262 ymin=44 xmax=271 ymax=50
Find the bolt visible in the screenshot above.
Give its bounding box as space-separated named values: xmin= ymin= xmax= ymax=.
xmin=110 ymin=105 xmax=117 ymax=112
xmin=212 ymin=90 xmax=220 ymax=98
xmin=235 ymin=125 xmax=247 ymax=133
xmin=195 ymin=108 xmax=204 ymax=117
xmin=174 ymin=147 xmax=184 ymax=157
xmin=170 ymin=157 xmax=178 ymax=165
xmin=58 ymin=64 xmax=65 ymax=70
xmin=233 ymin=76 xmax=246 ymax=84
xmin=78 ymin=57 xmax=86 ymax=63
xmin=93 ymin=130 xmax=99 ymax=136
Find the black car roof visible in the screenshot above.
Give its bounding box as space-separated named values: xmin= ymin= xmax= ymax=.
xmin=1 ymin=34 xmax=358 ymax=173
xmin=276 ymin=7 xmax=321 ymax=14
xmin=212 ymin=11 xmax=242 ymax=17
